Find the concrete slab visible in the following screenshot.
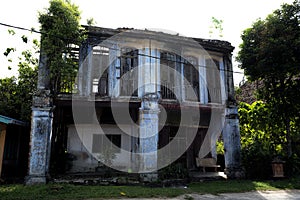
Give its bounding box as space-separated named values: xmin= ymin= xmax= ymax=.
xmin=189 ymin=171 xmax=227 ymax=179
xmin=91 ymin=190 xmax=300 ymax=200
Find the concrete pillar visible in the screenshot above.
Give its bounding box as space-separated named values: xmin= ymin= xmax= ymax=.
xmin=108 ymin=43 xmax=118 ymax=97
xmin=175 ymin=55 xmax=182 ymax=100
xmin=26 ymin=107 xmax=53 ymax=184
xmin=26 ymin=45 xmax=53 ymax=185
xmin=219 ymin=58 xmax=227 ymax=105
xmin=222 ymin=106 xmax=244 ymax=179
xmin=78 ymin=42 xmax=93 ymax=96
xmin=199 ymin=55 xmax=208 ymax=104
xmin=139 ymin=93 xmax=160 ymax=182
xmin=85 ymin=44 xmax=93 ymax=97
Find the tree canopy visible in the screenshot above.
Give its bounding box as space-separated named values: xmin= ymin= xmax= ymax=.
xmin=237 ymin=0 xmax=300 ymax=157
xmin=0 ymin=0 xmax=83 ymax=120
xmin=0 ymin=35 xmax=38 ymax=121
xmin=38 ymin=0 xmax=84 ymax=94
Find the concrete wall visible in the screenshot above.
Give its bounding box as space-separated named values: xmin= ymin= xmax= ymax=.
xmin=67 ymin=124 xmax=132 ymax=173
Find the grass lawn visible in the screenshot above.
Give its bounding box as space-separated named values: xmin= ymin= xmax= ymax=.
xmin=0 ymin=178 xmax=300 ymax=200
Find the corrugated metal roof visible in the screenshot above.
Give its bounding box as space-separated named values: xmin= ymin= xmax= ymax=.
xmin=0 ymin=115 xmax=27 ymax=126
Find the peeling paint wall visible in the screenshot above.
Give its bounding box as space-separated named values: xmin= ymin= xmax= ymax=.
xmin=67 ymin=124 xmax=132 ymax=173
xmin=26 ymin=109 xmax=53 ymax=184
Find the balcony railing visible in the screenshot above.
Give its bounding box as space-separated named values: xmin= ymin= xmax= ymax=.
xmin=59 ymin=74 xmax=78 ymax=94
xmin=208 ymin=88 xmax=221 ymax=103
xmin=161 ymin=82 xmax=176 ymax=100
xmin=183 ymin=84 xmax=199 ymax=102
xmin=120 ymin=79 xmax=138 ymax=97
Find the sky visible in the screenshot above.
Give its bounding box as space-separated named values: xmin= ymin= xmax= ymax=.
xmin=0 ymin=0 xmax=295 ymax=85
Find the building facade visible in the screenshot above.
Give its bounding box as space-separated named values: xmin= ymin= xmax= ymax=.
xmin=26 ymin=26 xmax=242 ymax=184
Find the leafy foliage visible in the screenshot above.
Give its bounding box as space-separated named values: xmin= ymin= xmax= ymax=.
xmin=209 ymin=17 xmax=224 ymax=38
xmin=237 ymin=0 xmax=300 ymax=157
xmin=0 ymin=0 xmax=83 ymax=120
xmin=0 ymin=77 xmax=19 ymax=119
xmin=38 ymin=0 xmax=84 ymax=94
xmin=239 ymin=101 xmax=300 ymax=178
xmin=159 ymin=162 xmax=188 ymax=180
xmin=239 ymin=101 xmax=278 ymax=179
xmin=0 ymin=0 xmax=83 ymax=119
xmin=0 ymin=39 xmax=38 ymax=121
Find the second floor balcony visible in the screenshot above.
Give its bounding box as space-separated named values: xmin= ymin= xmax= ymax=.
xmin=57 ymin=27 xmax=235 ymax=106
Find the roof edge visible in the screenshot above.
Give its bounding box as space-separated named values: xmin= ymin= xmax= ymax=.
xmin=0 ymin=115 xmax=28 ymax=126
xmin=81 ymin=25 xmax=234 ymax=53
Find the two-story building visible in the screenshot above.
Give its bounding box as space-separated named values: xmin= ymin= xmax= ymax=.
xmin=26 ymin=26 xmax=242 ymax=184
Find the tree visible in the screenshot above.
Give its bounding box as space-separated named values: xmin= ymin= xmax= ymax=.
xmin=38 ymin=0 xmax=84 ymax=95
xmin=0 ymin=0 xmax=84 ymax=120
xmin=237 ymin=0 xmax=300 ymax=157
xmin=0 ymin=34 xmax=38 ymax=121
xmin=239 ymin=101 xmax=300 ymax=177
xmin=239 ymin=101 xmax=281 ymax=178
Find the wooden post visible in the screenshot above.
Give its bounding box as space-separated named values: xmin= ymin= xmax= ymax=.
xmin=0 ymin=125 xmax=6 ymax=177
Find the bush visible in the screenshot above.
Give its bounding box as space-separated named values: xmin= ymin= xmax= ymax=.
xmin=241 ymin=145 xmax=272 ymax=179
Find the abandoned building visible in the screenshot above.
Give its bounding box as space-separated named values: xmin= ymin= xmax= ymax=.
xmin=26 ymin=26 xmax=242 ymax=184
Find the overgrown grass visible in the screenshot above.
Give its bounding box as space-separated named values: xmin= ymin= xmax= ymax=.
xmin=1 ymin=178 xmax=300 ymax=200
xmin=0 ymin=184 xmax=186 ymax=200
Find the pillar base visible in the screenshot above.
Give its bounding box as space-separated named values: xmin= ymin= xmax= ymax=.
xmin=140 ymin=173 xmax=158 ymax=182
xmin=224 ymin=166 xmax=245 ymax=179
xmin=25 ymin=175 xmax=48 ymax=185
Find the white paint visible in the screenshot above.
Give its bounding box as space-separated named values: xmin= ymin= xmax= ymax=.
xmin=67 ymin=124 xmax=132 ymax=172
xmin=219 ymin=58 xmax=227 ymax=104
xmin=199 ymin=55 xmax=208 ymax=104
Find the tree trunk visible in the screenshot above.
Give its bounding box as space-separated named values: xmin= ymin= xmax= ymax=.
xmin=286 ymin=117 xmax=292 ymax=158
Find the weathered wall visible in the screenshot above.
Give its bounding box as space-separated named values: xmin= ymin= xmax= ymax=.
xmin=67 ymin=124 xmax=132 ymax=173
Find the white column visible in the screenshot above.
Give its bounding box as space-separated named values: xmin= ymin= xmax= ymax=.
xmin=139 ymin=93 xmax=160 ymax=181
xmin=222 ymin=106 xmax=243 ymax=178
xmin=85 ymin=44 xmax=93 ymax=96
xmin=153 ymin=49 xmax=160 ymax=94
xmin=138 ymin=48 xmax=145 ymax=97
xmin=108 ymin=44 xmax=119 ymax=97
xmin=199 ymin=55 xmax=208 ymax=104
xmin=181 ymin=62 xmax=185 ymax=101
xmin=145 ymin=48 xmax=152 ymax=93
xmin=174 ymin=55 xmax=182 ymax=100
xmin=220 ymin=58 xmax=226 ymax=105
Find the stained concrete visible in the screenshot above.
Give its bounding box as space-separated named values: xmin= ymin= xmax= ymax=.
xmin=96 ymin=190 xmax=300 ymax=200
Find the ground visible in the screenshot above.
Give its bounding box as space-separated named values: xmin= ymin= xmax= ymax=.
xmin=109 ymin=190 xmax=300 ymax=200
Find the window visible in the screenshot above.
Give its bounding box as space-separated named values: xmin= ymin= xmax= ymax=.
xmin=160 ymin=52 xmax=177 ymax=99
xmin=184 ymin=57 xmax=199 ymax=101
xmin=92 ymin=134 xmax=121 ymax=153
xmin=206 ymin=59 xmax=221 ymax=103
xmin=120 ymin=48 xmax=138 ymax=96
xmin=98 ymin=70 xmax=109 ymax=96
xmin=91 ymin=45 xmax=109 ymax=96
